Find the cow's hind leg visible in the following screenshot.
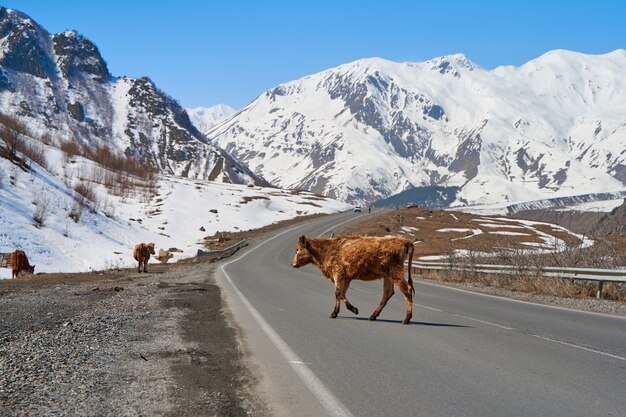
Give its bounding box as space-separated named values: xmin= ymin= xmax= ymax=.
xmin=369 ymin=279 xmax=394 ymax=321
xmin=393 ymin=272 xmax=413 ymax=324
xmin=143 ymin=260 xmax=148 ymax=273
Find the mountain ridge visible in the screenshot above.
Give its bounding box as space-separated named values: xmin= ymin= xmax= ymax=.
xmin=208 ymin=49 xmax=626 ymax=204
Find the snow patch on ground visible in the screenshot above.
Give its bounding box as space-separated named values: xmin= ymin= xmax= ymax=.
xmin=489 ymin=231 xmax=531 ymax=236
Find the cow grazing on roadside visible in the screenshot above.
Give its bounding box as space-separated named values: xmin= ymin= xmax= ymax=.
xmin=9 ymin=250 xmax=35 ymax=278
xmin=292 ymin=235 xmax=415 ymax=324
xmin=156 ymin=248 xmax=174 ymax=264
xmin=133 ymin=242 xmax=155 ymax=273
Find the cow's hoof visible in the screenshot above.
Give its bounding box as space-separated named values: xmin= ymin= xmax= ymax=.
xmin=349 ymin=306 xmax=359 ymax=315
xmin=402 ymin=319 xmax=411 ymax=325
xmin=368 ymin=315 xmax=377 ymax=321
xmin=329 ymin=313 xmax=338 ymax=319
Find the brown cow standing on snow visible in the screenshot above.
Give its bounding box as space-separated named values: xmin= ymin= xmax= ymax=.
xmin=9 ymin=250 xmax=35 ymax=278
xmin=292 ymin=235 xmax=415 ymax=324
xmin=133 ymin=242 xmax=155 ymax=273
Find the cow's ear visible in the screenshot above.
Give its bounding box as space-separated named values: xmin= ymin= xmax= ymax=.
xmin=299 ymin=235 xmax=307 ymax=245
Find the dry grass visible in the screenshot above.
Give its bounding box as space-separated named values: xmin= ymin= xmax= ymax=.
xmin=240 ymin=195 xmax=270 ymax=204
xmin=428 ymin=234 xmax=626 ymax=301
xmin=297 ymin=201 xmax=322 ymax=208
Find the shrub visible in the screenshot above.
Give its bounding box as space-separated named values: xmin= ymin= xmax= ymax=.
xmin=69 ymin=200 xmax=83 ymax=223
xmin=0 ymin=114 xmax=30 ymax=160
xmin=39 ymin=132 xmax=53 ymax=146
xmin=0 ymin=124 xmax=22 ymax=159
xmin=19 ymin=141 xmax=49 ymax=171
xmin=102 ymin=197 xmax=116 ymax=219
xmin=33 ymin=193 xmax=52 ymax=227
xmin=59 ymin=139 xmax=82 ymax=157
xmin=74 ymin=181 xmax=99 ymax=213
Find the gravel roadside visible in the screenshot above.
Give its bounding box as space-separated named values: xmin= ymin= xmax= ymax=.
xmin=0 ymin=260 xmax=267 ymax=416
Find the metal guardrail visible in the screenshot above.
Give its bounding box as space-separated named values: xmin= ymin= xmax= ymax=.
xmin=196 ymin=239 xmax=248 ymax=258
xmin=409 ymin=260 xmax=626 ymax=298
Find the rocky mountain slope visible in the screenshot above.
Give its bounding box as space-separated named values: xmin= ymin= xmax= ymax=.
xmin=0 ymin=7 xmax=263 ymax=185
xmin=208 ymin=50 xmax=626 ymax=204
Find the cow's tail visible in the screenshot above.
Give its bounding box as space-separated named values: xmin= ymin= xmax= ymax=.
xmin=406 ymin=242 xmax=415 ymax=297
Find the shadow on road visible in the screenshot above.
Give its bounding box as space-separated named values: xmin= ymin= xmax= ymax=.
xmin=340 ymin=316 xmax=472 ymax=327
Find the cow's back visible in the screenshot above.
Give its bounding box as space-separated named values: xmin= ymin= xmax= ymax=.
xmin=335 ymin=237 xmax=411 ymax=278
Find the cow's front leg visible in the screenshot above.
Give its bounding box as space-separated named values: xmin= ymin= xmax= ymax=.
xmin=341 ymin=280 xmax=358 ymax=315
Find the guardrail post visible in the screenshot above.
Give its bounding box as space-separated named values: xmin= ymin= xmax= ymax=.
xmin=596 ymin=281 xmax=604 ymax=299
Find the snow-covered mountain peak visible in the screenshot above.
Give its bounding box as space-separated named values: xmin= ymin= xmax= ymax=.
xmin=425 ymin=53 xmax=477 ymax=76
xmin=0 ymin=7 xmax=56 ymax=79
xmin=0 ymin=7 xmax=38 ymax=30
xmin=186 ymin=104 xmax=237 ymax=134
xmin=53 ymin=30 xmax=111 ymax=82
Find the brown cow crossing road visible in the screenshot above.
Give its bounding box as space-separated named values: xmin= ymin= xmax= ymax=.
xmin=292 ymin=235 xmax=415 ymax=324
xmin=218 ymin=211 xmax=626 ymax=417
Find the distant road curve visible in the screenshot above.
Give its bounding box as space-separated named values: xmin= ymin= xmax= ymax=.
xmin=217 ymin=211 xmax=626 ymax=417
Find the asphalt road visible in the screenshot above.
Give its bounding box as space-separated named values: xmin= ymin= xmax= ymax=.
xmin=217 ymin=211 xmax=626 ymax=417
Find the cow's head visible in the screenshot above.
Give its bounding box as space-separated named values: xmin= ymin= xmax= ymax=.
xmin=292 ymin=235 xmax=312 ymax=268
xmin=147 ymin=242 xmax=156 ymax=255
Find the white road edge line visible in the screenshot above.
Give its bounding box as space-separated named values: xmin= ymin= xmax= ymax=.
xmin=530 ymin=334 xmax=626 ymax=362
xmin=220 ymin=267 xmax=354 ymax=417
xmin=219 ymin=214 xmax=360 ymax=417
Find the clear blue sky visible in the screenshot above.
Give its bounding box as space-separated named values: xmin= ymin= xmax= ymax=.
xmin=3 ymin=0 xmax=625 ymax=109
